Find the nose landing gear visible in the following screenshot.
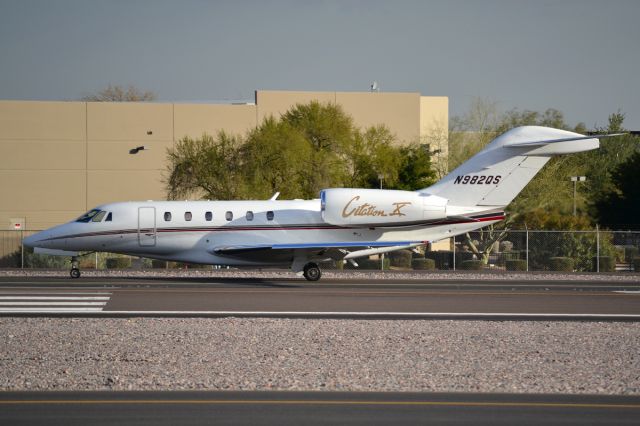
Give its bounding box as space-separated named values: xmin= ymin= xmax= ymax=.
xmin=70 ymin=256 xmax=81 ymax=279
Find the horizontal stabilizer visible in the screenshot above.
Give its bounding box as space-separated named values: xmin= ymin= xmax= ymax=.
xmin=505 ymin=133 xmax=626 ymax=148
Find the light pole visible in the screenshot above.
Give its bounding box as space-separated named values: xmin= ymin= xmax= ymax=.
xmin=570 ymin=176 xmax=587 ymax=216
xmin=378 ymin=173 xmax=384 ymax=270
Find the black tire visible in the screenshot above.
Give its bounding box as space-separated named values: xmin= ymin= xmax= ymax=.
xmin=303 ymin=263 xmax=321 ymax=281
xmin=70 ymin=268 xmax=81 ymax=279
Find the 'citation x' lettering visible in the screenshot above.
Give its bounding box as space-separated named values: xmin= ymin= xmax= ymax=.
xmin=342 ymin=196 xmax=412 ymax=218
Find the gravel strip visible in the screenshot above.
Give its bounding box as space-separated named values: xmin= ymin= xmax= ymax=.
xmin=1 ymin=269 xmax=640 ymax=282
xmin=1 ymin=318 xmax=638 ymax=394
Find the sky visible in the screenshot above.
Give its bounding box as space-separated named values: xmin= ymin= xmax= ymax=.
xmin=1 ymin=0 xmax=638 ymax=129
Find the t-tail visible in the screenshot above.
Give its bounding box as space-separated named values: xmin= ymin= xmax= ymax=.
xmin=420 ymin=126 xmax=620 ymax=211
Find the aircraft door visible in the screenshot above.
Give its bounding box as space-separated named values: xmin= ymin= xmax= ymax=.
xmin=138 ymin=207 xmax=156 ymax=247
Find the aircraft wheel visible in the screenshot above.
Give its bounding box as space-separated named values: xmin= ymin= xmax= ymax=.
xmin=70 ymin=268 xmax=81 ymax=279
xmin=303 ymin=263 xmax=321 ymax=281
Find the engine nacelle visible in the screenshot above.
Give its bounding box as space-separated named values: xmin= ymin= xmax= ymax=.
xmin=321 ymin=188 xmax=448 ymax=227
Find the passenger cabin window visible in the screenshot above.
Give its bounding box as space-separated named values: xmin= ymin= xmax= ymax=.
xmin=184 ymin=211 xmax=192 ymax=221
xmin=246 ymin=211 xmax=254 ymax=221
xmin=225 ymin=211 xmax=233 ymax=221
xmin=92 ymin=211 xmax=107 ymax=222
xmin=266 ymin=211 xmax=274 ymax=221
xmin=105 ymin=212 xmax=112 ymax=222
xmin=164 ymin=212 xmax=172 ymax=222
xmin=205 ymin=211 xmax=212 ymax=221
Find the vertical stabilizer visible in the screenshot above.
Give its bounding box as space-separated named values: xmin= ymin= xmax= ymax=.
xmin=420 ymin=126 xmax=600 ymax=208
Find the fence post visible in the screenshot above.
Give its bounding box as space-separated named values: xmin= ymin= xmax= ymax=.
xmin=596 ymin=224 xmax=600 ymax=273
xmin=20 ymin=229 xmax=24 ymax=269
xmin=525 ymin=226 xmax=529 ymax=272
xmin=452 ymin=235 xmax=456 ymax=271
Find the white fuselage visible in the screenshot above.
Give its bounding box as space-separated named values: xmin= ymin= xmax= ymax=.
xmin=27 ymin=199 xmax=503 ymax=266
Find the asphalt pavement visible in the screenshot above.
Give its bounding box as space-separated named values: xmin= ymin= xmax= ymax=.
xmin=1 ymin=391 xmax=639 ymax=426
xmin=0 ymin=276 xmax=639 ymax=320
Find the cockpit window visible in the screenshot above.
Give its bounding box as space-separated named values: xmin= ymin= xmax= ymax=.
xmin=75 ymin=209 xmax=101 ymax=223
xmin=92 ymin=211 xmax=107 ymax=222
xmin=105 ymin=212 xmax=112 ymax=222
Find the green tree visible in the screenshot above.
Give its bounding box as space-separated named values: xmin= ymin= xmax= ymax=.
xmin=241 ymin=117 xmax=312 ymax=199
xmin=165 ymin=132 xmax=245 ymax=200
xmin=582 ymin=112 xmax=637 ymax=218
xmin=393 ymin=144 xmax=437 ymax=191
xmin=448 ymin=97 xmax=500 ymax=170
xmin=594 ymin=150 xmax=640 ymax=227
xmin=82 ymin=84 xmax=156 ymax=101
xmin=281 ymin=101 xmax=355 ymax=196
xmin=343 ymin=125 xmax=402 ymax=188
xmin=165 ymin=101 xmax=437 ymax=201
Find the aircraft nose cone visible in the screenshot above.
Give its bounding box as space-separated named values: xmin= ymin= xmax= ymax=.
xmin=23 ymin=231 xmax=46 ymax=248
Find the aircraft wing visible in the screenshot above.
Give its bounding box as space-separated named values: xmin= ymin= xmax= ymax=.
xmin=211 ymin=240 xmax=425 ymax=256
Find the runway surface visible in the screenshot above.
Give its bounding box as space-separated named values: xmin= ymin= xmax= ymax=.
xmin=1 ymin=276 xmax=639 ymax=320
xmin=1 ymin=391 xmax=639 ymax=425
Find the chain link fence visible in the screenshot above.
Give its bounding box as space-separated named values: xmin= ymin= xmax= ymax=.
xmin=1 ymin=229 xmax=639 ymax=272
xmin=446 ymin=229 xmax=640 ymax=272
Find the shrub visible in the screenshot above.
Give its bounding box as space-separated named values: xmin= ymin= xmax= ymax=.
xmin=181 ymin=263 xmax=209 ymax=269
xmin=412 ymin=258 xmax=436 ymax=270
xmin=151 ymin=260 xmax=168 ymax=269
xmin=459 ymin=260 xmax=483 ymax=270
xmin=506 ymin=259 xmax=527 ymax=271
xmin=633 ymin=257 xmax=640 ymax=272
xmin=549 ymin=257 xmax=574 ymax=272
xmin=593 ymin=256 xmax=615 ymax=272
xmin=498 ymin=251 xmax=521 ymax=266
xmin=425 ymin=251 xmax=452 ymax=269
xmin=357 ymin=258 xmax=389 ymax=270
xmin=626 ymin=247 xmax=639 ymax=262
xmin=105 ymin=257 xmax=131 ymax=269
xmin=411 ymin=251 xmax=425 ymax=259
xmin=500 ymin=240 xmax=514 ymax=252
xmin=388 ymin=250 xmax=412 ymax=268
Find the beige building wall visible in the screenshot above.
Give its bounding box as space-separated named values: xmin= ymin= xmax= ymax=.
xmin=0 ymin=91 xmax=448 ymax=236
xmin=174 ymin=104 xmax=257 ymax=139
xmin=257 ymin=90 xmax=425 ymax=144
xmin=256 ymin=91 xmax=335 ymax=123
xmin=0 ymin=101 xmax=87 ymax=232
xmin=420 ymin=96 xmax=449 ymax=176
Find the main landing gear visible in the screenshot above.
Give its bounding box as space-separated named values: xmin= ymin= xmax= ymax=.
xmin=70 ymin=256 xmax=81 ymax=279
xmin=303 ymin=262 xmax=322 ymax=282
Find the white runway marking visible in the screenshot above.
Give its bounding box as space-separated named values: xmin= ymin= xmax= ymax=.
xmin=0 ymin=308 xmax=105 ymax=313
xmin=614 ymin=291 xmax=640 ymax=295
xmin=0 ymin=292 xmax=111 ymax=313
xmin=0 ymin=302 xmax=107 ymax=306
xmin=0 ymin=296 xmax=109 ymax=300
xmin=0 ymin=291 xmax=112 ymax=295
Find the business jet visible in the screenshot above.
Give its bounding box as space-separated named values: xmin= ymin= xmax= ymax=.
xmin=24 ymin=126 xmax=619 ymax=281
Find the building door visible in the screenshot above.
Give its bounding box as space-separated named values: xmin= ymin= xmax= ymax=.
xmin=138 ymin=207 xmax=156 ymax=247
